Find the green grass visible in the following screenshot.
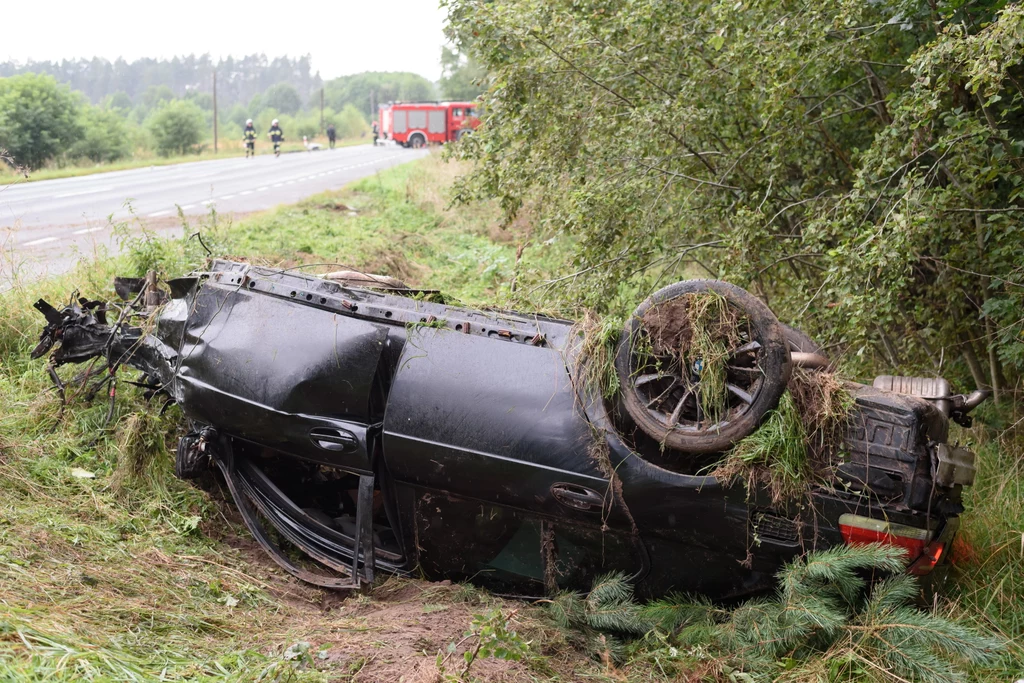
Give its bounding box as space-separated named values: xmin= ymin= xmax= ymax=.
xmin=0 ymin=153 xmax=590 ymax=681
xmin=947 ymin=410 xmax=1024 ymax=679
xmin=0 ymin=137 xmax=367 ymax=184
xmin=1 ymin=151 xmax=1022 ymax=681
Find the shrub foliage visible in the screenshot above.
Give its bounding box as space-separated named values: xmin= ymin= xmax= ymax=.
xmin=446 ymin=0 xmax=1024 ymax=388
xmin=552 ymin=545 xmax=1001 ymax=682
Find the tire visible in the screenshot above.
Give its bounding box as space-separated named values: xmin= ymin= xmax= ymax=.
xmin=409 ymin=133 xmax=427 ymax=149
xmin=615 ymin=280 xmax=791 ymax=454
xmin=782 ymin=324 xmax=830 ymax=369
xmin=455 ymin=128 xmax=472 ymax=141
xmin=175 ymin=434 xmax=207 ymax=480
xmin=782 ymin=324 xmax=825 ymax=356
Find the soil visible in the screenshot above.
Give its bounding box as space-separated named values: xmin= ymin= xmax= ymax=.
xmin=640 ymin=293 xmax=742 ymax=359
xmin=197 ymin=479 xmax=588 ymax=682
xmin=641 ymin=297 xmax=695 ymax=357
xmin=311 ymin=581 xmax=543 ymax=683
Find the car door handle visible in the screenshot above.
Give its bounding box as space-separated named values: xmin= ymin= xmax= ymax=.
xmin=310 ymin=428 xmax=358 ymax=452
xmin=551 ymin=483 xmax=604 ymax=511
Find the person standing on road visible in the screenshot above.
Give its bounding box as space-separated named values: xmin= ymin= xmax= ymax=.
xmin=268 ymin=119 xmax=284 ymax=157
xmin=371 ymin=121 xmax=379 ymax=146
xmin=243 ymin=119 xmax=257 ymax=158
xmin=326 ymin=123 xmax=336 ymax=149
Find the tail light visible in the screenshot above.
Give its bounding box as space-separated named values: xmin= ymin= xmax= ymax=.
xmin=838 ymin=513 xmax=943 ymax=575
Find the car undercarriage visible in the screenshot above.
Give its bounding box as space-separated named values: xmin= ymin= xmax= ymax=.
xmin=31 ymin=260 xmax=988 ymax=599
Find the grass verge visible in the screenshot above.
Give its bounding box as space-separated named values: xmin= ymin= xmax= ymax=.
xmin=0 ymin=137 xmax=368 ymax=184
xmin=0 ymin=151 xmax=1021 ymax=681
xmin=0 ymin=153 xmax=588 ymax=682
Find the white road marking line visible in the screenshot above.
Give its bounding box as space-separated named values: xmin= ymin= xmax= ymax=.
xmin=257 ymin=186 xmax=269 ymax=192
xmin=240 ymin=190 xmax=253 ymax=196
xmin=201 ymin=200 xmax=215 ymax=206
xmin=318 ymin=173 xmax=327 ymax=177
xmin=221 ymin=194 xmax=236 ymax=200
xmin=180 ymin=204 xmax=195 ymax=210
xmin=73 ymin=227 xmax=104 ymax=235
xmin=54 ymin=186 xmax=114 ymax=199
xmin=272 ymin=183 xmax=283 ymax=188
xmin=148 ymin=210 xmax=171 ymax=217
xmin=285 ymin=180 xmax=296 ymax=185
xmin=24 ymin=236 xmax=58 ymax=246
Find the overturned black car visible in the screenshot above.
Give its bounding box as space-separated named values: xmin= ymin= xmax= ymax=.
xmin=32 ymin=260 xmax=987 ymax=599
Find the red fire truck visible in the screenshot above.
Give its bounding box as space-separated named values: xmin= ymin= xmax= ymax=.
xmin=379 ymin=102 xmax=480 ymax=148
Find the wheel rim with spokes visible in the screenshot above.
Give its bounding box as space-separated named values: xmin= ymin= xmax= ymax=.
xmin=627 ymin=317 xmax=766 ymax=436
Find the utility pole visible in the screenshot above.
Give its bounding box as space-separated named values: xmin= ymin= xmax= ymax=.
xmin=320 ymin=88 xmax=325 ymax=135
xmin=212 ymin=71 xmax=218 ymax=154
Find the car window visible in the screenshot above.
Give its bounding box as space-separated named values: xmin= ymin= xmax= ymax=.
xmin=452 ymin=107 xmax=463 ymax=117
xmin=465 ymin=108 xmax=475 ymax=117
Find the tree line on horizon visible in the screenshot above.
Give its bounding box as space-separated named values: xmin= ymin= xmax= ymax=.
xmin=0 ymin=51 xmax=485 ymax=170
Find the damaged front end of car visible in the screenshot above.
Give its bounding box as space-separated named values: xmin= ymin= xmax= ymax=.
xmin=31 ymin=260 xmax=989 ymax=599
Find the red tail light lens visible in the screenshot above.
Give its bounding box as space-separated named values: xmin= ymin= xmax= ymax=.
xmin=838 ymin=514 xmax=935 ymax=569
xmin=908 ymin=541 xmax=946 ymax=576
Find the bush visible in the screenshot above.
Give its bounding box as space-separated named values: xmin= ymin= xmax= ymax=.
xmin=147 ymin=100 xmax=206 ymax=156
xmin=335 ymin=104 xmax=368 ymax=138
xmin=293 ymin=112 xmax=320 ymax=139
xmin=227 ymin=103 xmax=249 ymax=130
xmin=448 ymin=0 xmax=1024 ymax=389
xmin=553 ymin=545 xmax=1003 ymax=682
xmin=70 ymin=106 xmax=132 ymax=163
xmin=262 ymin=83 xmax=301 ymax=115
xmin=0 ymin=73 xmax=82 ymax=169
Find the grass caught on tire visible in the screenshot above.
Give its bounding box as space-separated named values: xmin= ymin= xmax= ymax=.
xmin=638 ymin=291 xmax=744 ymax=426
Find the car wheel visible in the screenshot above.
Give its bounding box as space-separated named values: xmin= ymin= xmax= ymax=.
xmin=782 ymin=323 xmax=824 ymax=356
xmin=455 ymin=128 xmax=472 ymax=141
xmin=409 ymin=133 xmax=427 ymax=149
xmin=615 ymin=280 xmax=791 ymax=454
xmin=175 ymin=434 xmax=207 ymax=480
xmin=781 ymin=323 xmax=830 ymax=368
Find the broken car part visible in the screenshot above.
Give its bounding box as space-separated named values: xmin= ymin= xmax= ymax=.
xmin=32 ymin=261 xmax=988 ymax=599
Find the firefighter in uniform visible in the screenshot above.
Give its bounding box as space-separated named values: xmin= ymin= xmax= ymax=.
xmin=371 ymin=121 xmax=379 ymax=146
xmin=268 ymin=119 xmax=284 ymax=157
xmin=242 ymin=119 xmax=257 ymax=158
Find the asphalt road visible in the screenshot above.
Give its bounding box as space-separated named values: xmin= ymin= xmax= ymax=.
xmin=0 ymin=144 xmax=428 ymax=286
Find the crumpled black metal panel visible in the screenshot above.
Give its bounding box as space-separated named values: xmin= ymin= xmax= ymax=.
xmin=166 ymin=277 xmax=388 ymax=470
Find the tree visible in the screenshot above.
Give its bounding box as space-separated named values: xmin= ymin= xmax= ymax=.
xmin=71 ymin=106 xmax=131 ymax=163
xmin=446 ymin=0 xmax=1024 ymax=389
xmin=0 ymin=54 xmax=323 ymax=112
xmin=0 ymin=73 xmax=82 ymax=169
xmin=227 ymin=103 xmax=250 ymax=130
xmin=105 ymin=91 xmax=133 ymax=113
xmin=324 ymin=72 xmax=436 ymax=119
xmin=263 ymin=83 xmax=302 ymax=115
xmin=185 ymin=90 xmax=214 ymax=111
xmin=141 ymin=84 xmax=174 ymax=110
xmin=147 ymin=100 xmax=206 ymax=156
xmin=440 ymin=46 xmax=486 ymax=101
xmin=334 ymin=104 xmax=368 ymax=138
xmin=247 ymin=94 xmax=264 ymax=116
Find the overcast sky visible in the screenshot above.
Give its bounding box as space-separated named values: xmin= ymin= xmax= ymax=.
xmin=1 ymin=0 xmax=449 ymax=81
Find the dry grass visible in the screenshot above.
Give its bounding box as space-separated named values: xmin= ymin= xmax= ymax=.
xmin=0 ymin=157 xmax=605 ymax=682
xmin=786 ymin=367 xmax=853 ymax=461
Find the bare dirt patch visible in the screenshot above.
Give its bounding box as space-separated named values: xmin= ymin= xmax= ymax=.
xmin=196 ymin=483 xmax=588 ymax=681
